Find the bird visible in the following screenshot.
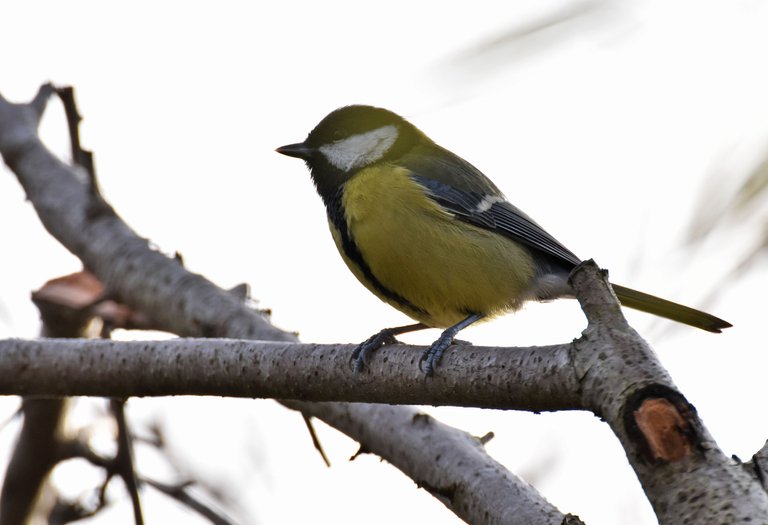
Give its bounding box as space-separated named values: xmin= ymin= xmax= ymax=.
xmin=276 ymin=105 xmax=731 ymax=376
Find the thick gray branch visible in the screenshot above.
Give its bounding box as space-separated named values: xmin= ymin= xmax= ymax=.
xmin=284 ymin=401 xmax=571 ymax=525
xmin=0 ymin=86 xmax=291 ymax=343
xmin=569 ymin=261 xmax=768 ymax=523
xmin=0 ymin=338 xmax=580 ymax=410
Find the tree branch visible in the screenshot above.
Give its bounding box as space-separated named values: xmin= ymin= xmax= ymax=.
xmin=111 ymin=399 xmax=144 ymax=525
xmin=0 ymin=338 xmax=580 ymax=410
xmin=0 ymin=270 xmax=100 ymax=525
xmin=0 ymin=398 xmax=67 ymax=525
xmin=569 ymin=261 xmax=768 ymax=523
xmin=283 ymin=401 xmax=570 ymax=524
xmin=0 ymin=87 xmax=291 ymax=344
xmin=142 ymin=478 xmax=237 ymax=525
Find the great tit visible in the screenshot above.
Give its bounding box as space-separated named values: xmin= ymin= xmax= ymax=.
xmin=276 ymin=105 xmax=731 ymax=376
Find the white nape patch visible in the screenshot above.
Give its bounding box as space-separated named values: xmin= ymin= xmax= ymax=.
xmin=318 ymin=125 xmax=398 ymax=171
xmin=474 ymin=194 xmax=505 ymax=213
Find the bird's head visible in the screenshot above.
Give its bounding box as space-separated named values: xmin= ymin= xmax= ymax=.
xmin=277 ymin=105 xmax=423 ymax=202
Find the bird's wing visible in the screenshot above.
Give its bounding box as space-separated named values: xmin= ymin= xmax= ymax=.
xmin=404 ymin=146 xmax=581 ymax=268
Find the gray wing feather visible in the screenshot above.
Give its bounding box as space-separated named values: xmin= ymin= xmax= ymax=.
xmin=403 ymin=145 xmax=581 ymax=268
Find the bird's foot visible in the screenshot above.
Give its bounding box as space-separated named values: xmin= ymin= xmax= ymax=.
xmin=418 ymin=314 xmax=483 ymax=377
xmin=419 ymin=331 xmax=456 ymax=377
xmin=350 ymin=329 xmax=399 ymax=373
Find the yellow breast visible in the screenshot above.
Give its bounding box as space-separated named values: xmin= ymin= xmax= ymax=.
xmin=330 ymin=165 xmax=537 ymax=328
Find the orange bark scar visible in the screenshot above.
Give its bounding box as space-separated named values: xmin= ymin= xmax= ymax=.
xmin=634 ymin=398 xmax=692 ymax=461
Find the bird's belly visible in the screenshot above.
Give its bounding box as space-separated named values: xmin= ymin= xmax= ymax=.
xmin=335 ymin=166 xmax=537 ymax=327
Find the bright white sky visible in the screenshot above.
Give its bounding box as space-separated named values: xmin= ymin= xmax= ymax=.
xmin=2 ymin=1 xmax=768 ymax=524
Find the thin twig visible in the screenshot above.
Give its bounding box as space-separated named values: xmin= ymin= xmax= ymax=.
xmin=142 ymin=477 xmax=238 ymax=525
xmin=54 ymin=86 xmax=96 ymax=183
xmin=302 ymin=413 xmax=331 ymax=467
xmin=111 ymin=399 xmax=144 ymax=525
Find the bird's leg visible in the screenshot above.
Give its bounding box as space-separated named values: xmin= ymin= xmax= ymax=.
xmin=351 ymin=323 xmax=428 ymax=373
xmin=419 ymin=313 xmax=484 ymax=377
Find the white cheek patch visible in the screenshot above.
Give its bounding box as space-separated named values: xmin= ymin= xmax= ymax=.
xmin=318 ymin=125 xmax=398 ymax=171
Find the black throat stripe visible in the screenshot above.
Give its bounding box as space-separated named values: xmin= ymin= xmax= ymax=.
xmin=327 ymin=192 xmax=427 ymax=317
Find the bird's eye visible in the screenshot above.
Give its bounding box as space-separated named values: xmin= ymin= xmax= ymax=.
xmin=332 ymin=129 xmax=346 ymax=141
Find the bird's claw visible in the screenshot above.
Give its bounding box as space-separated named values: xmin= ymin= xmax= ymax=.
xmin=418 ymin=332 xmax=455 ymax=377
xmin=350 ymin=329 xmax=399 ymax=373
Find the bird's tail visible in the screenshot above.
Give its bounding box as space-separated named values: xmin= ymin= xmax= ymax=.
xmin=611 ymin=283 xmax=732 ymax=333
